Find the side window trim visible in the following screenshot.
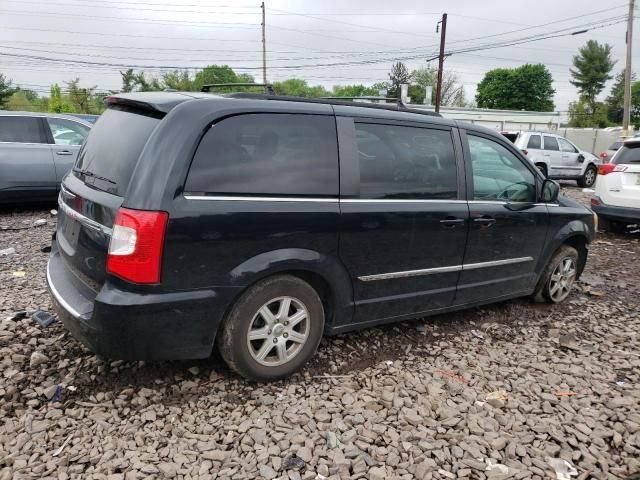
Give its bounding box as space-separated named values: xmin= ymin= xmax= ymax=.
xmin=352 ymin=120 xmax=460 ymax=201
xmin=461 ymin=129 xmax=542 ymax=202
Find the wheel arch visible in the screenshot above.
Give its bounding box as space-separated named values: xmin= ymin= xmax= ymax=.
xmin=224 ymin=248 xmax=354 ymax=331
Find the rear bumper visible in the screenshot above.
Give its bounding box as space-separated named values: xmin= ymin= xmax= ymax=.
xmin=47 ymin=250 xmax=242 ymax=360
xmin=592 ymin=201 xmax=640 ymax=223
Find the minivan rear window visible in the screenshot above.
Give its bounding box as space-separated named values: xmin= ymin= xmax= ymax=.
xmin=186 ymin=113 xmax=338 ymax=196
xmin=73 ymin=108 xmax=160 ymax=196
xmin=613 ymin=144 xmax=640 ymax=164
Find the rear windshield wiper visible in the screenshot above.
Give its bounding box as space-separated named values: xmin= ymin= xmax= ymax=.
xmin=73 ymin=168 xmax=116 ymax=185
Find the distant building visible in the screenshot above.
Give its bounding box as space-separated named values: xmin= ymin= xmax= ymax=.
xmin=409 ymin=105 xmax=562 ymax=131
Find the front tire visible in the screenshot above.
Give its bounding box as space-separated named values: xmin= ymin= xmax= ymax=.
xmin=217 ymin=275 xmax=324 ymax=381
xmin=534 ymin=245 xmax=579 ymax=303
xmin=578 ymin=165 xmax=597 ymax=188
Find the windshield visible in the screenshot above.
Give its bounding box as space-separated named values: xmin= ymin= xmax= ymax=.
xmin=73 ymin=108 xmax=160 ymax=195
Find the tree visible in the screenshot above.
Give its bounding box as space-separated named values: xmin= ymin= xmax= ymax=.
xmin=387 ymin=62 xmax=410 ymax=98
xmin=48 ymin=84 xmax=74 ymax=113
xmin=272 ymin=78 xmax=328 ymax=97
xmin=570 ymin=40 xmax=615 ymax=114
xmin=331 ymin=84 xmax=379 ymax=98
xmin=6 ymin=91 xmax=39 ymax=111
xmin=568 ymin=96 xmax=609 ymax=128
xmin=120 ymin=69 xmax=137 ymax=93
xmin=66 ymin=78 xmax=98 ymax=113
xmin=192 ymin=65 xmax=254 ymax=92
xmin=605 ymin=69 xmax=640 ymax=124
xmin=0 ymin=73 xmax=17 ymax=109
xmin=476 ymin=64 xmax=555 ymax=111
xmin=162 ymin=70 xmax=194 ymax=91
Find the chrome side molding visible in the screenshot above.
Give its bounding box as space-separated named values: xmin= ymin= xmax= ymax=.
xmin=358 ymin=256 xmax=533 ymax=282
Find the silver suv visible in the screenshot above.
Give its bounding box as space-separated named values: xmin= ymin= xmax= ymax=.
xmin=505 ymin=131 xmax=600 ymax=188
xmin=0 ymin=111 xmax=92 ymax=203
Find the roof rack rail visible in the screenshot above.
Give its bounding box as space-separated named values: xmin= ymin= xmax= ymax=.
xmin=201 ymin=83 xmax=275 ymax=95
xmin=224 ymin=93 xmax=441 ymax=117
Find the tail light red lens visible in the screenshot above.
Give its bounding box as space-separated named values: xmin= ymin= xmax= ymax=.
xmin=591 ymin=197 xmax=600 ymax=207
xmin=522 ymin=149 xmax=528 ymax=156
xmin=107 ymin=208 xmax=168 ymax=284
xmin=598 ymin=164 xmax=616 ymax=175
xmin=599 ymin=152 xmax=608 ymax=159
xmin=613 ymin=164 xmax=629 ymax=172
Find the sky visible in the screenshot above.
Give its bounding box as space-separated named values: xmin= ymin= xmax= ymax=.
xmin=0 ymin=0 xmax=636 ymax=112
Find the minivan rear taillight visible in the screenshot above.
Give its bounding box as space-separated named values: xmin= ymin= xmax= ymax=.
xmin=107 ymin=208 xmax=168 ymax=284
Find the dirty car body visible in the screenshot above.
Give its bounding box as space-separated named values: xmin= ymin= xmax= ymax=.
xmin=47 ymin=92 xmax=596 ymax=380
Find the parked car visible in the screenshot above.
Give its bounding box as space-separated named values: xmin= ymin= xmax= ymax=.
xmin=592 ymin=138 xmax=640 ymax=232
xmin=503 ymin=131 xmax=600 ymax=187
xmin=47 ymin=92 xmax=596 ymax=381
xmin=0 ymin=111 xmax=92 ymax=204
xmin=69 ymin=113 xmax=100 ymax=124
xmin=598 ymin=140 xmax=623 ymax=162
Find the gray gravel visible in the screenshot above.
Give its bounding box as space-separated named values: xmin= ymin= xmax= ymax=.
xmin=1 ymin=186 xmax=639 ymax=480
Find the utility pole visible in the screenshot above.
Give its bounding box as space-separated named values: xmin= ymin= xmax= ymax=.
xmin=623 ymin=0 xmax=635 ymax=136
xmin=261 ymin=2 xmax=267 ymax=84
xmin=435 ymin=13 xmax=447 ymax=113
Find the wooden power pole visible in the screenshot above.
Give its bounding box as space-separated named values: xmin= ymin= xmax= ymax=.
xmin=435 ymin=13 xmax=448 ymax=113
xmin=623 ymin=0 xmax=635 ymax=136
xmin=261 ymin=2 xmax=267 ymax=84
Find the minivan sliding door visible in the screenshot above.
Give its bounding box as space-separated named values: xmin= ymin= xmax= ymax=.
xmin=337 ymin=117 xmax=469 ymax=326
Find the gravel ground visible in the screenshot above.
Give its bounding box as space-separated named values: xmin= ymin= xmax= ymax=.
xmin=1 ymin=185 xmax=639 ymax=480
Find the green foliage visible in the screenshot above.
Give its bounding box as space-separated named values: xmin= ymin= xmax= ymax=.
xmin=605 ymin=70 xmax=640 ymax=126
xmin=0 ymin=73 xmax=17 ymax=109
xmin=387 ymin=62 xmax=411 ymax=98
xmin=568 ymin=96 xmax=609 ymax=128
xmin=6 ymin=91 xmax=40 ymax=111
xmin=272 ymin=78 xmax=329 ymax=97
xmin=570 ymin=40 xmax=615 ymax=113
xmin=48 ymin=84 xmax=75 ymax=113
xmin=331 ymin=84 xmax=379 ymax=98
xmin=476 ymin=64 xmax=555 ymax=111
xmin=66 ymin=78 xmax=99 ymax=113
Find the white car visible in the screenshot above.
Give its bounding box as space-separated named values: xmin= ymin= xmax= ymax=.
xmin=503 ymin=131 xmax=600 ymax=188
xmin=592 ymin=138 xmax=640 ymax=232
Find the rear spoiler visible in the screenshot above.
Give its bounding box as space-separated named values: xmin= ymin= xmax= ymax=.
xmin=105 ymin=94 xmax=193 ymax=116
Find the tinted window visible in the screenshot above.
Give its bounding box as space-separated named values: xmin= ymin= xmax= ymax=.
xmin=526 ymin=135 xmax=541 ymax=149
xmin=468 ymin=135 xmax=536 ymax=203
xmin=610 ymin=141 xmax=623 ymax=150
xmin=543 ymin=136 xmax=560 ymax=151
xmin=613 ymin=145 xmax=640 ymax=164
xmin=186 ymin=114 xmax=338 ymax=196
xmin=558 ymin=137 xmax=578 ymax=153
xmin=355 ymin=123 xmax=457 ymax=199
xmin=47 ymin=118 xmax=90 ymax=146
xmin=74 ymin=108 xmax=160 ymax=196
xmin=0 ymin=116 xmax=45 ymax=143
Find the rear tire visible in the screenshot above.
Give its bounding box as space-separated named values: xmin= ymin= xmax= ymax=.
xmin=533 ymin=245 xmax=579 ymax=304
xmin=217 ymin=275 xmax=324 ymax=382
xmin=578 ymin=165 xmax=597 ymax=188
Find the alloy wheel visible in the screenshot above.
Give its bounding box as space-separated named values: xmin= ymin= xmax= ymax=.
xmin=246 ymin=296 xmax=310 ymax=366
xmin=549 ymin=257 xmax=576 ymax=302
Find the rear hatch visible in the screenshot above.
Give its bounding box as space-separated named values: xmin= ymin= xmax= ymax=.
xmin=608 ymin=144 xmax=640 ymax=208
xmin=56 ymin=104 xmax=162 ymax=290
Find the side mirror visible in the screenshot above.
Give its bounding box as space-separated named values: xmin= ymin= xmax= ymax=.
xmin=541 ymin=179 xmax=560 ymax=203
xmin=577 ymin=154 xmax=585 ymax=163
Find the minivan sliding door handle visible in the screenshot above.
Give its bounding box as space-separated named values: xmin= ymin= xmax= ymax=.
xmin=440 ymin=217 xmax=465 ymax=228
xmin=474 ymin=216 xmax=496 ymax=226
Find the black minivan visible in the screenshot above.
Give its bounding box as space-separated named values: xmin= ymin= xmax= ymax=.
xmin=47 ymin=91 xmax=596 ymax=381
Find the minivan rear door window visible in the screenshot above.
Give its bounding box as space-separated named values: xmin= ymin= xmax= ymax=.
xmin=0 ymin=116 xmax=46 ymax=143
xmin=354 ymin=123 xmax=457 ymax=199
xmin=186 ymin=113 xmax=339 ymax=197
xmin=73 ymin=109 xmax=160 ymax=196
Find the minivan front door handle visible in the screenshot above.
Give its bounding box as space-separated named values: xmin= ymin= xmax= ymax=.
xmin=56 ymin=150 xmax=73 ymax=156
xmin=440 ymin=217 xmax=465 ymax=228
